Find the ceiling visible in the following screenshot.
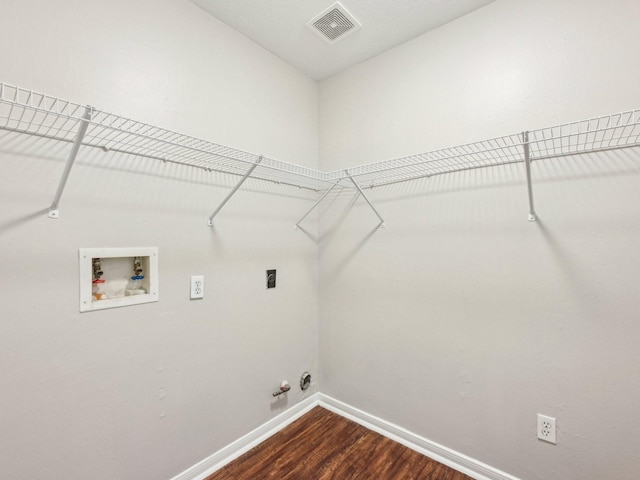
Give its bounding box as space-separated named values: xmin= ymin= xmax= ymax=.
xmin=190 ymin=0 xmax=497 ymax=81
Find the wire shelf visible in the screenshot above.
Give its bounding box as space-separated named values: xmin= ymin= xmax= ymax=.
xmin=0 ymin=83 xmax=335 ymax=192
xmin=528 ymin=110 xmax=640 ymax=161
xmin=331 ymin=109 xmax=640 ymax=188
xmin=1 ymin=82 xmax=639 ymax=224
xmin=335 ymin=133 xmax=526 ymax=188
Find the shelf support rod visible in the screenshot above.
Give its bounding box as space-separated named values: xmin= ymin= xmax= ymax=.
xmin=48 ymin=105 xmax=92 ymax=219
xmin=294 ymin=183 xmax=338 ymax=230
xmin=208 ymin=155 xmax=263 ymax=227
xmin=346 ymin=171 xmax=386 ymax=228
xmin=523 ymin=131 xmax=537 ymax=222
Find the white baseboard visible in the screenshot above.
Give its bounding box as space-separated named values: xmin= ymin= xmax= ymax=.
xmin=318 ymin=394 xmax=521 ymax=480
xmin=170 ymin=392 xmax=520 ymax=480
xmin=169 ymin=393 xmax=319 ymax=480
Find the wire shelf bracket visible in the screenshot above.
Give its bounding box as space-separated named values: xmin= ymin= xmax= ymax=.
xmin=48 ymin=105 xmax=93 ymax=219
xmin=207 ymin=155 xmax=263 ymax=227
xmin=294 ymin=183 xmax=339 ymax=230
xmin=523 ymin=131 xmax=537 ymax=222
xmin=346 ymin=171 xmax=386 ymax=228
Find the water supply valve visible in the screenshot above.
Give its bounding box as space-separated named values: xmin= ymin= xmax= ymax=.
xmin=92 ymin=258 xmax=106 ymax=300
xmin=272 ymin=380 xmax=290 ymax=397
xmin=126 ymin=256 xmax=147 ymax=296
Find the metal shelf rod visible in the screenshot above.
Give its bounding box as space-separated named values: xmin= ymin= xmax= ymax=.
xmin=336 ymin=137 xmax=523 ymax=181
xmin=531 ymin=142 xmax=640 ymax=163
xmin=0 ymin=125 xmax=325 ymax=192
xmin=48 ymin=105 xmax=92 ymax=219
xmin=78 ymin=118 xmax=333 ymax=187
xmin=208 ymin=156 xmax=263 ymax=227
xmin=358 ymin=157 xmax=527 ymax=190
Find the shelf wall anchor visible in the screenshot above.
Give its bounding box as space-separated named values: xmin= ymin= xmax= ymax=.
xmin=294 ymin=183 xmax=338 ymax=230
xmin=347 ymin=171 xmax=386 ymax=228
xmin=523 ymin=131 xmax=537 ymax=222
xmin=208 ymin=155 xmax=263 ymax=227
xmin=48 ymin=105 xmax=93 ymax=219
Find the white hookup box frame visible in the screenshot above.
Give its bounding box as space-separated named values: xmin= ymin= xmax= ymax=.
xmin=79 ymin=247 xmax=159 ymax=312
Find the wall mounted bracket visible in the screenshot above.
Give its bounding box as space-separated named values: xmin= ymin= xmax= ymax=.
xmin=347 ymin=170 xmax=386 ymax=228
xmin=294 ymin=183 xmax=339 ymax=230
xmin=208 ymin=155 xmax=263 ymax=227
xmin=523 ymin=131 xmax=537 ymax=222
xmin=48 ymin=105 xmax=92 ymax=219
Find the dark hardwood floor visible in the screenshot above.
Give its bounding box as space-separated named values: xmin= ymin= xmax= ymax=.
xmin=205 ymin=406 xmax=474 ymax=480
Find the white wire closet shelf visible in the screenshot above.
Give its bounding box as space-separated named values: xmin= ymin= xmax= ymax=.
xmin=335 ymin=110 xmax=640 ymax=188
xmin=326 ymin=109 xmax=640 ymax=225
xmin=1 ymin=82 xmax=639 ymax=226
xmin=0 ymin=83 xmax=342 ymax=225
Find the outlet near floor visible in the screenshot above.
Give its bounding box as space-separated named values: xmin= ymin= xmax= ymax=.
xmin=537 ymin=414 xmax=556 ymax=444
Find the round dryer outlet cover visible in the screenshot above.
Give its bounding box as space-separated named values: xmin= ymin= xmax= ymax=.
xmin=300 ymin=372 xmax=311 ymax=391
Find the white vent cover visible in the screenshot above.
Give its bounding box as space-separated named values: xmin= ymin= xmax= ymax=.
xmin=306 ymin=2 xmax=361 ymax=44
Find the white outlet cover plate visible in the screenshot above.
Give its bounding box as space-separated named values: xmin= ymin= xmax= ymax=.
xmin=191 ymin=275 xmax=204 ymax=299
xmin=537 ymin=414 xmax=557 ymax=444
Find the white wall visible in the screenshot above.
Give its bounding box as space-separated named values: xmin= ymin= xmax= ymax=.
xmin=0 ymin=1 xmax=319 ymax=479
xmin=318 ymin=1 xmax=640 ymax=479
xmin=3 ymin=0 xmax=640 ymax=479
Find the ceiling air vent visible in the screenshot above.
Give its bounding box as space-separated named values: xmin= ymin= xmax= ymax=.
xmin=306 ymin=2 xmax=361 ymax=44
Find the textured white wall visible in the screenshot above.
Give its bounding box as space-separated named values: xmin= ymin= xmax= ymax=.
xmin=318 ymin=1 xmax=640 ymax=479
xmin=0 ymin=1 xmax=319 ymax=479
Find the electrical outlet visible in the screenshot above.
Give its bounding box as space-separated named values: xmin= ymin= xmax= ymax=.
xmin=190 ymin=275 xmax=204 ymax=299
xmin=537 ymin=414 xmax=556 ymax=444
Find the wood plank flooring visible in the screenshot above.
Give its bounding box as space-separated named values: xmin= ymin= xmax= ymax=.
xmin=205 ymin=406 xmax=473 ymax=480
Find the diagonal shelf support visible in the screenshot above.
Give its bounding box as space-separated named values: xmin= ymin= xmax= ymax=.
xmin=48 ymin=105 xmax=93 ymax=219
xmin=294 ymin=183 xmax=338 ymax=231
xmin=523 ymin=131 xmax=537 ymax=222
xmin=346 ymin=170 xmax=386 ymax=228
xmin=208 ymin=155 xmax=263 ymax=227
